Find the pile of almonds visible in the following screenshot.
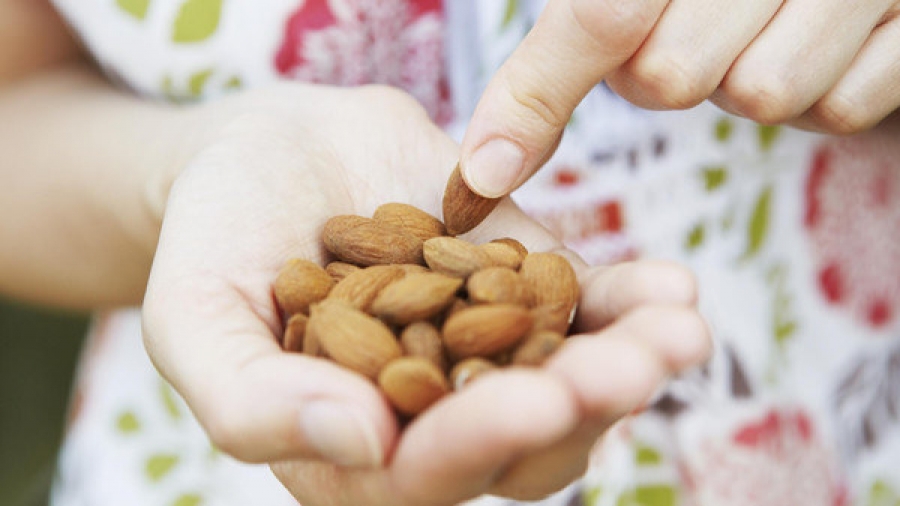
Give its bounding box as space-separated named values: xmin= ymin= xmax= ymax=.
xmin=274 ymin=199 xmax=578 ymax=419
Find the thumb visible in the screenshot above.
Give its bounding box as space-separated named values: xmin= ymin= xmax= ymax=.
xmin=460 ymin=0 xmax=667 ymax=197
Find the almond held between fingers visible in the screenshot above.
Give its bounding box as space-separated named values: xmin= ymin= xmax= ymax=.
xmin=307 ymin=300 xmax=403 ymax=380
xmin=519 ymin=252 xmax=580 ymax=333
xmin=274 ymin=259 xmax=336 ymax=316
xmin=322 ymin=215 xmax=424 ymax=266
xmin=423 ymin=236 xmax=493 ymax=278
xmin=466 ymin=267 xmax=534 ymax=306
xmin=370 ymin=272 xmax=463 ymax=326
xmin=442 ymin=163 xmax=501 ymax=236
xmin=327 ymin=264 xmax=406 ymax=312
xmin=400 ymin=321 xmax=446 ymax=371
xmin=511 ymin=330 xmax=565 ymax=366
xmin=378 ymin=357 xmax=449 ymax=416
xmin=373 ymin=203 xmax=447 ymax=241
xmin=449 ymin=357 xmax=497 ymax=390
xmin=442 ymin=304 xmax=534 ymax=360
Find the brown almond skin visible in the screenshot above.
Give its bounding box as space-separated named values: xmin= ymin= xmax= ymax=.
xmin=325 ymin=261 xmax=361 ymax=282
xmin=282 ymin=313 xmax=309 ymax=353
xmin=379 ymin=357 xmax=449 ymax=416
xmin=511 ymin=330 xmax=564 ymax=366
xmin=442 ymin=164 xmax=501 ymax=236
xmin=467 ymin=267 xmax=534 ymax=306
xmin=371 ymin=272 xmax=463 ymax=326
xmin=323 ymin=215 xmax=424 ymax=266
xmin=449 ymin=357 xmax=496 ymax=390
xmin=423 ymin=236 xmax=493 ymax=278
xmin=328 ymin=265 xmax=406 ymax=312
xmin=307 ymin=300 xmax=403 ymax=380
xmin=373 ymin=203 xmax=447 ymax=242
xmin=519 ymin=252 xmax=579 ymax=333
xmin=442 ymin=304 xmax=534 ymax=359
xmin=479 ymin=242 xmax=525 ymax=270
xmin=274 ymin=259 xmax=336 ymax=316
xmin=400 ymin=321 xmax=446 ymax=371
xmin=491 ymin=237 xmax=529 ymax=258
xmin=530 ymin=304 xmax=572 ymax=335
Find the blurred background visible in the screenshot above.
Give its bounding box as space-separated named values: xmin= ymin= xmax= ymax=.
xmin=0 ymin=297 xmax=87 ymax=506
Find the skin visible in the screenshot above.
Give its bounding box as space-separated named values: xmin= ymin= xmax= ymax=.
xmin=1 ymin=1 xmax=711 ymax=504
xmin=459 ymin=0 xmax=900 ymax=199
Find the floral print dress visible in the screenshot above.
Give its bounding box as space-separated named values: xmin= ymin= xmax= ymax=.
xmin=49 ymin=1 xmax=900 ymax=505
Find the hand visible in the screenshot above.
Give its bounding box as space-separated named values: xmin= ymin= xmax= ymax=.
xmin=459 ymin=0 xmax=900 ymax=198
xmin=142 ymin=84 xmax=711 ymax=505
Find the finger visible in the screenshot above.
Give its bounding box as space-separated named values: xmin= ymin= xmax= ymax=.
xmin=795 ymin=10 xmax=900 ymax=134
xmin=714 ymin=0 xmax=897 ymax=124
xmin=607 ymin=0 xmax=784 ymax=109
xmin=459 ymin=0 xmax=669 ymax=198
xmin=546 ymin=304 xmax=712 ymax=421
xmin=143 ymin=276 xmax=398 ymax=467
xmin=574 ymin=260 xmax=698 ymax=331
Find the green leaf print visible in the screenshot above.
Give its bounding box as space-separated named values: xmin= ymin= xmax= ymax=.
xmin=188 ymin=68 xmax=215 ymax=97
xmin=635 ymin=444 xmax=663 ymax=466
xmin=501 ymin=0 xmax=520 ymax=30
xmin=145 ymin=453 xmax=180 ymax=482
xmin=742 ymin=185 xmax=773 ymax=259
xmin=117 ymin=0 xmax=151 ymax=20
xmin=159 ymin=379 xmax=183 ymax=420
xmin=757 ymin=125 xmax=781 ymax=152
xmin=172 ymin=0 xmax=222 ymax=44
xmin=685 ymin=222 xmax=705 ymax=251
xmin=582 ymin=486 xmax=602 ymax=506
xmin=702 ymin=166 xmax=728 ymax=191
xmin=617 ymin=485 xmax=677 ymax=506
xmin=172 ymin=493 xmax=204 ymax=506
xmin=116 ymin=411 xmax=141 ymax=433
xmin=223 ymin=75 xmax=243 ymax=90
xmin=714 ymin=117 xmax=733 ymax=142
xmin=867 ymin=479 xmax=900 ymax=506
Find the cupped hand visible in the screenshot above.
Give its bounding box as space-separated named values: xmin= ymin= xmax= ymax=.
xmin=142 ymin=83 xmax=711 ymax=506
xmin=460 ymin=0 xmax=900 ymax=199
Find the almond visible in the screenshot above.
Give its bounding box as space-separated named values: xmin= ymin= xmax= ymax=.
xmin=442 ymin=163 xmax=501 ymax=236
xmin=442 ymin=304 xmax=533 ymax=359
xmin=491 ymin=237 xmax=528 ymax=258
xmin=328 ymin=264 xmax=406 ymax=312
xmin=519 ymin=252 xmax=579 ymax=333
xmin=400 ymin=321 xmax=446 ymax=371
xmin=530 ymin=304 xmax=572 ymax=335
xmin=373 ymin=203 xmax=446 ymax=241
xmin=274 ymin=259 xmax=335 ymax=316
xmin=511 ymin=330 xmax=564 ymax=366
xmin=307 ymin=300 xmax=402 ymax=380
xmin=282 ymin=313 xmax=309 ymax=353
xmin=479 ymin=242 xmax=525 ymax=270
xmin=325 ymin=261 xmax=361 ymax=282
xmin=449 ymin=357 xmax=496 ymax=390
xmin=423 ymin=236 xmax=493 ymax=278
xmin=323 ymin=215 xmax=424 ymax=266
xmin=371 ymin=272 xmax=463 ymax=326
xmin=378 ymin=357 xmax=449 ymax=416
xmin=466 ymin=267 xmax=534 ymax=306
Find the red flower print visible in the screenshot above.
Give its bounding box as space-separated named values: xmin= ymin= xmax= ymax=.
xmin=275 ymin=0 xmax=452 ymax=124
xmin=804 ymin=137 xmax=900 ymax=329
xmin=687 ymin=408 xmax=846 ymax=506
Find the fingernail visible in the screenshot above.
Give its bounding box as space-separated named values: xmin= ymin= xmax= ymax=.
xmin=463 ymin=138 xmax=525 ymax=198
xmin=300 ymin=401 xmax=383 ymax=468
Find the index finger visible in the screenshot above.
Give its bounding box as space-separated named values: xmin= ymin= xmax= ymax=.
xmin=459 ymin=0 xmax=668 ymax=198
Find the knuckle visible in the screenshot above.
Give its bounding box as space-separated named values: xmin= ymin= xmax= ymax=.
xmin=629 ymin=53 xmax=712 ymax=109
xmin=501 ymin=71 xmax=570 ymax=135
xmin=812 ymin=94 xmax=876 ymax=135
xmin=725 ymin=75 xmax=804 ymax=125
xmin=572 ymin=0 xmax=657 ymax=47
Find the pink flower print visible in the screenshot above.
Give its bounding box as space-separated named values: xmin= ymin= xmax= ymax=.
xmin=804 ymin=137 xmax=900 ymax=329
xmin=274 ymin=0 xmax=452 ymax=124
xmin=687 ymin=408 xmax=846 ymax=506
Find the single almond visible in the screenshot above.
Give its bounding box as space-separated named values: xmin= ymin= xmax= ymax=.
xmin=323 ymin=215 xmax=424 ymax=266
xmin=491 ymin=237 xmax=529 ymax=258
xmin=325 ymin=261 xmax=361 ymax=282
xmin=466 ymin=267 xmax=534 ymax=306
xmin=423 ymin=236 xmax=493 ymax=278
xmin=378 ymin=356 xmax=449 ymax=416
xmin=442 ymin=163 xmax=501 ymax=236
xmin=328 ymin=264 xmax=406 ymax=312
xmin=511 ymin=330 xmax=564 ymax=366
xmin=519 ymin=252 xmax=579 ymax=333
xmin=479 ymin=242 xmax=525 ymax=270
xmin=371 ymin=272 xmax=463 ymax=326
xmin=400 ymin=321 xmax=446 ymax=371
xmin=442 ymin=304 xmax=533 ymax=359
xmin=373 ymin=202 xmax=446 ymax=241
xmin=307 ymin=300 xmax=402 ymax=380
xmin=449 ymin=357 xmax=496 ymax=390
xmin=274 ymin=258 xmax=335 ymax=316
xmin=282 ymin=313 xmax=309 ymax=353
